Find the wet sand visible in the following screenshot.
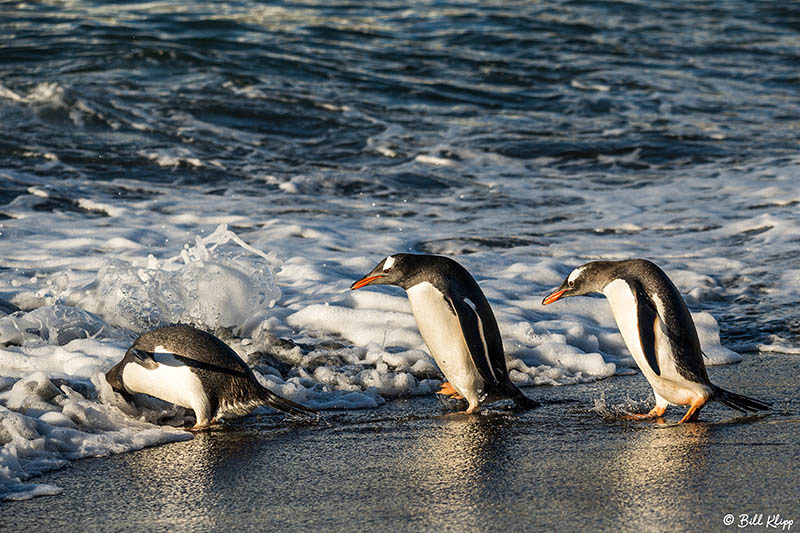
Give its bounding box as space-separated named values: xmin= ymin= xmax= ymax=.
xmin=4 ymin=353 xmax=799 ymax=532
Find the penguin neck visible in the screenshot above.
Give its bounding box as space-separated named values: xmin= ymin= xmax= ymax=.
xmin=581 ymin=261 xmax=627 ymax=295
xmin=400 ymin=272 xmax=439 ymax=292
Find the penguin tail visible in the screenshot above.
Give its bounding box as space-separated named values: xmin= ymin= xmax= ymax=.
xmin=506 ymin=383 xmax=540 ymax=410
xmin=259 ymin=387 xmax=318 ymax=419
xmin=711 ymin=385 xmax=770 ymax=413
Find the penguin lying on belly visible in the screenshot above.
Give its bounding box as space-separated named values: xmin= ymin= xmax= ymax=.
xmin=352 ymin=253 xmax=538 ymax=413
xmin=106 ymin=324 xmax=316 ymax=430
xmin=543 ymin=258 xmax=769 ymax=424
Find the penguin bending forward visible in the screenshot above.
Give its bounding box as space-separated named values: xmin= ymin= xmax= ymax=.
xmin=106 ymin=325 xmax=316 ymax=430
xmin=352 ymin=253 xmax=538 ymax=413
xmin=542 ymin=259 xmax=769 ymax=423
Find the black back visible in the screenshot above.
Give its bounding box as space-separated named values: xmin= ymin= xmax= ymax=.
xmin=614 ymin=259 xmax=710 ymax=384
xmin=393 ymin=254 xmax=511 ymax=389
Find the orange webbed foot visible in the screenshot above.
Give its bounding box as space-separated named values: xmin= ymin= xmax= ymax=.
xmin=463 ymin=404 xmax=480 ymax=414
xmin=678 ymin=398 xmax=707 ymax=424
xmin=622 ymin=405 xmax=667 ymax=421
xmin=445 ymin=404 xmax=480 ymax=416
xmin=437 ymin=381 xmax=464 ymax=400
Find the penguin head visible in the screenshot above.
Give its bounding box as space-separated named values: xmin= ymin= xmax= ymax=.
xmin=542 ymin=261 xmax=615 ymax=305
xmin=105 ymin=359 xmax=127 ymax=393
xmin=105 ymin=345 xmax=159 ymax=395
xmin=351 ymin=254 xmax=413 ymax=290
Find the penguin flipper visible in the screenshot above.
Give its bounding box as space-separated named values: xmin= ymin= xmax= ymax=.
xmin=447 ymin=295 xmax=505 ymax=386
xmin=170 ymin=353 xmax=250 ymax=378
xmin=632 ymin=283 xmax=661 ymax=376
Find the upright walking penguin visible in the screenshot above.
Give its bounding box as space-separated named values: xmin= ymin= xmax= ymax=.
xmin=352 ymin=253 xmax=537 ymax=413
xmin=542 ymin=259 xmax=769 ymax=423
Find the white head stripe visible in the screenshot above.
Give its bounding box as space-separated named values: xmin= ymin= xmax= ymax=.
xmin=383 ymin=255 xmax=396 ymax=271
xmin=151 ymin=346 xmax=184 ymax=367
xmin=568 ymin=266 xmax=586 ymax=284
xmin=153 ymin=350 xmax=183 ymax=367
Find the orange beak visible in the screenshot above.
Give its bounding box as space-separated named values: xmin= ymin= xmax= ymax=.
xmin=541 ymin=289 xmax=567 ymax=305
xmin=351 ymin=275 xmax=384 ymax=290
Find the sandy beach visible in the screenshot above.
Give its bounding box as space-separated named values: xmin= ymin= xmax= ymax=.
xmin=5 ymin=353 xmax=798 ymax=532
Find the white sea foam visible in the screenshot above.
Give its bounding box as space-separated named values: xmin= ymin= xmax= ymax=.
xmin=0 ymin=153 xmax=798 ymax=500
xmin=415 ymin=154 xmax=458 ymax=167
xmin=54 ymin=224 xmax=285 ymax=333
xmin=0 ymin=370 xmax=192 ymax=501
xmin=0 ymin=82 xmax=66 ymax=106
xmin=141 ymin=149 xmax=207 ymax=168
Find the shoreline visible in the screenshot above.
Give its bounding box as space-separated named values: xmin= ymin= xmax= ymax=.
xmin=4 ymin=352 xmax=798 ymax=531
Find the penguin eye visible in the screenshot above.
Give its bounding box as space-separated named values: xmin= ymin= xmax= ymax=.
xmin=568 ymin=280 xmax=575 ymax=288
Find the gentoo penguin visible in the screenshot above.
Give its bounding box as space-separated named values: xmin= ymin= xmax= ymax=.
xmin=106 ymin=324 xmax=316 ymax=430
xmin=351 ymin=253 xmax=538 ymax=413
xmin=542 ymin=259 xmax=769 ymax=423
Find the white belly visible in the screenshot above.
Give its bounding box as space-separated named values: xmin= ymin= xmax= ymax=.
xmin=406 ymin=282 xmax=484 ymax=403
xmin=121 ymin=351 xmax=211 ymax=423
xmin=603 ymin=279 xmax=711 ymax=406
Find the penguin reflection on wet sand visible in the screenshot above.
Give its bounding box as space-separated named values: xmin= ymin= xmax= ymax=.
xmin=351 ymin=253 xmax=538 ymax=413
xmin=106 ymin=325 xmax=316 ymax=430
xmin=542 ymin=259 xmax=769 ymax=424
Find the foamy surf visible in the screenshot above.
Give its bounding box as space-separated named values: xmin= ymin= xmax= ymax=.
xmin=0 ymin=219 xmax=756 ymax=500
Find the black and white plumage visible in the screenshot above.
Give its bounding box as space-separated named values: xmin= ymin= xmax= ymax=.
xmin=105 ymin=324 xmax=316 ymax=430
xmin=542 ymin=258 xmax=769 ymax=423
xmin=351 ymin=253 xmax=538 ymax=413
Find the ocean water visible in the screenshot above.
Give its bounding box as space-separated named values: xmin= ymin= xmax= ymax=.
xmin=1 ymin=0 xmax=799 ymax=501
